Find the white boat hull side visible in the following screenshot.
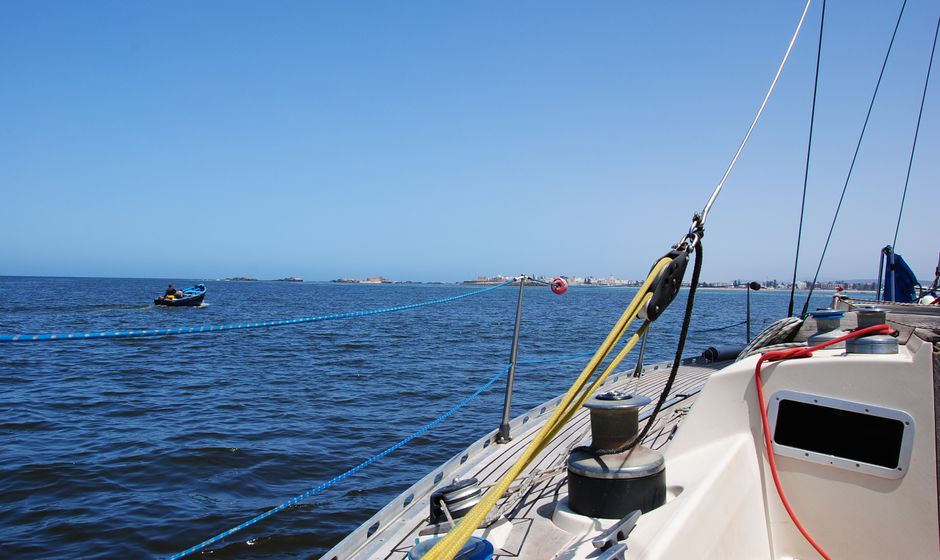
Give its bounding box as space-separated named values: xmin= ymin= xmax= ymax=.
xmin=612 ymin=334 xmax=939 ymax=559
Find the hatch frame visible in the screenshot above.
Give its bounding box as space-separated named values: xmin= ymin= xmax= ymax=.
xmin=767 ymin=390 xmax=915 ymax=479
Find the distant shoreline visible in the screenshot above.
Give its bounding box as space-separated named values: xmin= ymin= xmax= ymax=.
xmin=0 ymin=274 xmax=889 ymax=293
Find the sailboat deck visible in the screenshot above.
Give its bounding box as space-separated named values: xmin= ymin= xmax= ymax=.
xmin=322 ymin=358 xmax=727 ymax=560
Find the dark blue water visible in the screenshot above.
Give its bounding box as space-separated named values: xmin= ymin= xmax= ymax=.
xmin=0 ymin=277 xmax=836 ymax=559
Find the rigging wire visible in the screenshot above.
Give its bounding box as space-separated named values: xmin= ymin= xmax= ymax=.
xmin=892 ymin=14 xmax=939 ymax=250
xmin=800 ymin=0 xmax=909 ymax=317
xmin=700 ymin=0 xmax=813 ymax=227
xmin=788 ymin=0 xmax=826 ymax=318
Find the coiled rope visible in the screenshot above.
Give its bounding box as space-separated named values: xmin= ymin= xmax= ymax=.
xmin=0 ymin=281 xmax=513 ymax=343
xmin=735 ymin=317 xmax=804 ymax=361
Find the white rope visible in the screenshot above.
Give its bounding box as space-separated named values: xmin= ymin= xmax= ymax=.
xmin=736 ymin=317 xmax=805 ymax=361
xmin=701 ymin=0 xmax=814 ymax=225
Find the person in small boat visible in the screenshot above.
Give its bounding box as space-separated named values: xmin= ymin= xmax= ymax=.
xmin=165 ymin=284 xmax=177 ymax=298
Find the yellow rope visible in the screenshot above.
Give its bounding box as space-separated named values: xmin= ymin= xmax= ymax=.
xmin=421 ymin=257 xmax=671 ymax=560
xmin=525 ymin=319 xmax=651 ymax=463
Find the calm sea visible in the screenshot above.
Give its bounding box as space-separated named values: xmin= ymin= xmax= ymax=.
xmin=0 ymin=276 xmax=835 ymax=559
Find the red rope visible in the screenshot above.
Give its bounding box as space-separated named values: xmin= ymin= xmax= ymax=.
xmin=754 ymin=323 xmax=895 ymax=560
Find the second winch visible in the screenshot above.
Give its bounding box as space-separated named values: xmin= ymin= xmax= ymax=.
xmin=567 ymin=390 xmax=667 ymax=519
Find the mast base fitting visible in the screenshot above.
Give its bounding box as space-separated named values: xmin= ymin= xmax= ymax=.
xmin=496 ymin=423 xmax=512 ymax=444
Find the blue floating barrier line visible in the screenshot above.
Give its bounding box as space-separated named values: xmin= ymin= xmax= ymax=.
xmin=0 ymin=281 xmax=515 ymax=343
xmin=166 ymin=363 xmax=513 ymax=560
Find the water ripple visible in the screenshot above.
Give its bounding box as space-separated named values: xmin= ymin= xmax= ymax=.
xmin=0 ymin=276 xmax=834 ymax=558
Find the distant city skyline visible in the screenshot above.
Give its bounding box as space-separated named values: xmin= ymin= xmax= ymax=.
xmin=455 ymin=274 xmax=891 ymax=289
xmin=2 ymin=2 xmax=937 ymax=283
xmin=0 ymin=272 xmax=903 ymax=291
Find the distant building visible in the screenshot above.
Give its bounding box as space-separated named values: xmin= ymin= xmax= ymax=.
xmin=332 ymin=276 xmax=392 ymax=284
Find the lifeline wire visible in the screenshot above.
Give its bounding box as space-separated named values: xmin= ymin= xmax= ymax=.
xmin=892 ymin=14 xmax=939 ymax=250
xmin=788 ymin=0 xmax=826 ymax=318
xmin=801 ymin=0 xmax=909 ymax=317
xmin=692 ymin=319 xmax=747 ymax=334
xmin=0 ymin=280 xmax=514 ymax=343
xmin=700 ymin=0 xmax=813 ymax=226
xmin=168 ymin=363 xmax=512 ymax=560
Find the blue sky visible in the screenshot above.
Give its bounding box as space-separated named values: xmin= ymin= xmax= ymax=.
xmin=1 ymin=1 xmax=937 ymax=282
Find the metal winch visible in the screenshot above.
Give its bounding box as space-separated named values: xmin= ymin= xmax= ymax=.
xmin=847 ymin=307 xmax=898 ymax=354
xmin=566 ymin=390 xmax=666 ymax=519
xmin=429 ymin=477 xmax=483 ymax=525
xmin=855 ymin=306 xmax=887 ymax=328
xmin=807 ymin=309 xmax=848 ymax=348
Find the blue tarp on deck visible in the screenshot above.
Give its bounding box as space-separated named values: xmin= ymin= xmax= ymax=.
xmin=882 ymin=252 xmax=918 ymax=303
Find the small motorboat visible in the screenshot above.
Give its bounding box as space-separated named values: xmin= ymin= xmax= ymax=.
xmin=154 ymin=284 xmax=206 ymax=307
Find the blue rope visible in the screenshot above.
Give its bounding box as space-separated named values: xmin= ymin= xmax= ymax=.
xmin=167 ymin=363 xmax=512 ymax=560
xmin=167 ymin=352 xmax=595 ymax=559
xmin=0 ymin=281 xmax=514 ymax=343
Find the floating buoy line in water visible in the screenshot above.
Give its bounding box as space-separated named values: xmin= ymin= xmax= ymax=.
xmin=0 ymin=279 xmax=526 ymax=343
xmin=0 ymin=270 xmax=776 ymax=557
xmin=0 ymin=272 xmax=578 ymax=556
